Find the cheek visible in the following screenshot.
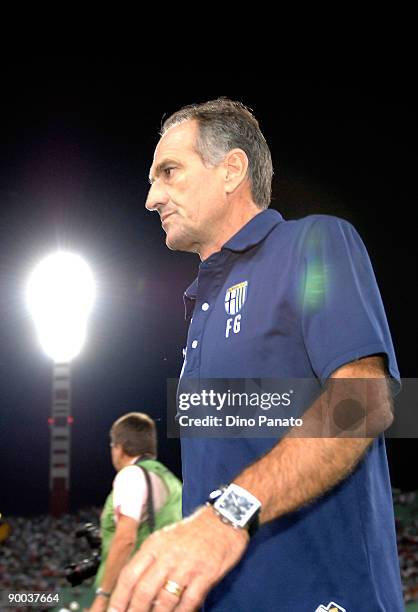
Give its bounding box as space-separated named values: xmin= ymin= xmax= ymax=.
xmin=173 ymin=170 xmax=223 ymax=223
xmin=191 ymin=183 xmax=223 ymax=220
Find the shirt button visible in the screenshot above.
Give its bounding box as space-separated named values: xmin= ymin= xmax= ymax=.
xmin=201 ymin=303 xmax=209 ymax=311
xmin=191 ymin=340 xmax=198 ymax=349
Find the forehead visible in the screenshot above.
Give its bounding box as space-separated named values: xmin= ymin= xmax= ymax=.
xmin=149 ymin=120 xmax=199 ymax=180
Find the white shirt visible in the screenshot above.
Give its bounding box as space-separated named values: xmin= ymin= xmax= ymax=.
xmin=112 ymin=460 xmax=168 ymax=524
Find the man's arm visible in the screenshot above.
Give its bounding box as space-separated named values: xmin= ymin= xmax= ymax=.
xmin=108 ymin=356 xmax=393 ymax=612
xmin=236 ymin=355 xmax=393 ymax=522
xmin=88 ymin=515 xmax=138 ymax=612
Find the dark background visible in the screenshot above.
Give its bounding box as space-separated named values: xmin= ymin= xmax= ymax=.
xmin=0 ymin=61 xmax=416 ymax=515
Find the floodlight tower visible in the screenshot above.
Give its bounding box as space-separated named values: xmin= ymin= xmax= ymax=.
xmin=27 ymin=252 xmax=95 ymax=516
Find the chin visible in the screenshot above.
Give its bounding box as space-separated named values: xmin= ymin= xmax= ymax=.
xmin=165 ymin=234 xmax=180 ymax=251
xmin=165 ymin=230 xmax=192 ymax=253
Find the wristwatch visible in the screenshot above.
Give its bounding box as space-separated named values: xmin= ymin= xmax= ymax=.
xmin=207 ymin=483 xmax=261 ymax=536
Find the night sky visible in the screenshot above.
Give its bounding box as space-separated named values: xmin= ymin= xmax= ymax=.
xmin=0 ymin=61 xmax=416 ymax=516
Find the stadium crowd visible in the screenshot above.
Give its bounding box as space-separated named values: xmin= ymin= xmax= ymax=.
xmin=0 ymin=507 xmax=100 ymax=607
xmin=0 ymin=494 xmax=417 ymax=607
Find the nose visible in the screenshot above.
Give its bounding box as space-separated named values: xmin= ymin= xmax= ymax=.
xmin=145 ymin=180 xmax=169 ymax=212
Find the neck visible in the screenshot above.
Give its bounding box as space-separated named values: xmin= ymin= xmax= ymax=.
xmin=119 ymin=454 xmax=148 ymax=470
xmin=199 ymin=204 xmax=261 ymax=261
xmin=135 ymin=453 xmax=154 ymax=462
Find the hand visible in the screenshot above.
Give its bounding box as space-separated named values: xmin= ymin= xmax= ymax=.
xmin=108 ymin=505 xmax=249 ymax=612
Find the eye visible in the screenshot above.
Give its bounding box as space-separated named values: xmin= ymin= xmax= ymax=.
xmin=163 ymin=167 xmax=176 ymax=178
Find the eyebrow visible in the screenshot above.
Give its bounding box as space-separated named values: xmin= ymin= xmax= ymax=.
xmin=148 ymin=159 xmax=179 ymax=185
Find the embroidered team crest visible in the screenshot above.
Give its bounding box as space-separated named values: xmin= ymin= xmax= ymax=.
xmin=224 ymin=281 xmax=248 ymax=315
xmin=314 ymin=602 xmax=346 ymax=612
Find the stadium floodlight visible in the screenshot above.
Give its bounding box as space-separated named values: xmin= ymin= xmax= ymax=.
xmin=26 ymin=252 xmax=95 ymax=363
xmin=26 ymin=251 xmax=95 ymax=516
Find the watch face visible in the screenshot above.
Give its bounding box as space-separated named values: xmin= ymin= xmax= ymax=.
xmin=213 ymin=484 xmax=260 ymax=528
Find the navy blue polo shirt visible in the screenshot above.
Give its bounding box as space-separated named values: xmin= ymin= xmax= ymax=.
xmin=179 ymin=210 xmax=403 ymax=611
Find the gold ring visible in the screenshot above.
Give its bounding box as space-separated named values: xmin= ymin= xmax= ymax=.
xmin=163 ymin=579 xmax=185 ymax=598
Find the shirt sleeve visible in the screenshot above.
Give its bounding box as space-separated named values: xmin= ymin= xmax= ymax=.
xmin=113 ymin=465 xmax=147 ymax=523
xmin=300 ymin=216 xmax=400 ymax=390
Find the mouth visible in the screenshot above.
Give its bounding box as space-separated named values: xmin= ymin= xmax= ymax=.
xmin=161 ymin=212 xmax=175 ymax=225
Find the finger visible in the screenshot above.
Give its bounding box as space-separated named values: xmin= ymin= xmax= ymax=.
xmin=126 ymin=561 xmax=173 ymax=612
xmin=108 ymin=551 xmax=156 ymax=612
xmin=153 ymin=577 xmax=188 ymax=612
xmin=174 ymin=576 xmax=211 ymax=612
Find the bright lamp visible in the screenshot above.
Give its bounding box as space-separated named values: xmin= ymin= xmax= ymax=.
xmin=27 ymin=252 xmax=95 ymax=363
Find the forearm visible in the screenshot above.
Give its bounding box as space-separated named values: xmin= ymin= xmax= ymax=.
xmin=235 ymin=367 xmax=392 ymax=523
xmin=235 ymin=434 xmax=373 ymax=524
xmin=99 ymin=536 xmax=136 ymax=593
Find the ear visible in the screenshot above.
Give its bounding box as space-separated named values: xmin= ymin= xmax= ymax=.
xmin=224 ymin=149 xmax=249 ymax=194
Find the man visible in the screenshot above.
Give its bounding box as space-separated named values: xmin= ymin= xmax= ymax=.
xmin=88 ymin=412 xmax=182 ymax=612
xmin=109 ymin=99 xmax=403 ymax=611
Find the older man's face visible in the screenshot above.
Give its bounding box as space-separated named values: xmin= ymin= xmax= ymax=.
xmin=146 ymin=120 xmax=227 ymax=256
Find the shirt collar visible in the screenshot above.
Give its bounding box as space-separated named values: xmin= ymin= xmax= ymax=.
xmin=222 ymin=208 xmax=283 ymax=252
xmin=183 ymin=209 xmax=283 ymax=319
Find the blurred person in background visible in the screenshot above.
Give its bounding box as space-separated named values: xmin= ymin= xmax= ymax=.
xmin=87 ymin=412 xmax=182 ymax=612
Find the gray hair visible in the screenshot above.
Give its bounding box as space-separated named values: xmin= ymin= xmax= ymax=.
xmin=161 ymin=98 xmax=273 ymax=210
